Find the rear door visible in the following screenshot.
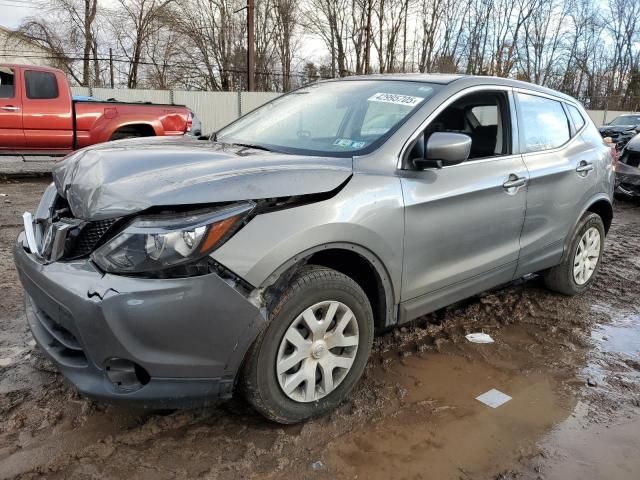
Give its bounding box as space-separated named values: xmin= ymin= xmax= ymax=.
xmin=21 ymin=69 xmax=73 ymax=151
xmin=514 ymin=90 xmax=601 ymax=276
xmin=0 ymin=66 xmax=25 ymax=149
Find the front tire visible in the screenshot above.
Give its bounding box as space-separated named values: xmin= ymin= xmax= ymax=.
xmin=241 ymin=266 xmax=374 ymax=424
xmin=544 ymin=212 xmax=605 ymax=295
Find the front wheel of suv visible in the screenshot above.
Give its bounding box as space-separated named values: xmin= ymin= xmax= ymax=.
xmin=241 ymin=266 xmax=374 ymax=424
xmin=544 ymin=212 xmax=605 ymax=295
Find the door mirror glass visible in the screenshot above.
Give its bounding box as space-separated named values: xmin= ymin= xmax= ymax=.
xmin=414 ymin=132 xmax=471 ymax=169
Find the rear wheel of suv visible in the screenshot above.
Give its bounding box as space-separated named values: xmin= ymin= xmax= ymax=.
xmin=241 ymin=266 xmax=374 ymax=424
xmin=544 ymin=212 xmax=605 ymax=295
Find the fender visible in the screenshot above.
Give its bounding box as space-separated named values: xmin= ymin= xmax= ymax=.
xmin=560 ymin=192 xmax=613 ymax=262
xmin=101 ymin=117 xmax=163 ymax=142
xmin=257 ymin=241 xmax=398 ymax=327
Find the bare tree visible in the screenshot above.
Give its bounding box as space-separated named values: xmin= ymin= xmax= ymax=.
xmin=273 ymin=0 xmax=299 ymax=90
xmin=110 ymin=0 xmax=174 ymax=88
xmin=18 ymin=0 xmax=99 ymax=86
xmin=15 ymin=0 xmax=640 ymax=105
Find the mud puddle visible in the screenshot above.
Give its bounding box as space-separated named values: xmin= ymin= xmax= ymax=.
xmin=326 ymin=326 xmax=579 ymax=479
xmin=508 ymin=310 xmax=640 ymax=480
xmin=591 ymin=310 xmax=640 ymax=357
xmin=527 ymin=403 xmax=640 ymax=480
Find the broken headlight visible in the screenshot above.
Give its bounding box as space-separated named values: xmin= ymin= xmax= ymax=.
xmin=92 ymin=202 xmax=254 ymax=273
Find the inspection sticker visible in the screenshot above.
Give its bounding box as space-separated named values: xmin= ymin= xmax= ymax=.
xmin=368 ymin=92 xmax=424 ymax=106
xmin=333 ymin=138 xmax=366 ymax=148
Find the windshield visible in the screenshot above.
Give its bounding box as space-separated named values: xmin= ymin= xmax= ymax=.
xmin=216 ymin=80 xmax=441 ymax=156
xmin=610 ymin=115 xmax=640 ymax=126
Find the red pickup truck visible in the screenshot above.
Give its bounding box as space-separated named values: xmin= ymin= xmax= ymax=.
xmin=0 ymin=64 xmax=193 ymax=154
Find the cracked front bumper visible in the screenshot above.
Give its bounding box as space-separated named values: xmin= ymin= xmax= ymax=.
xmin=14 ymin=233 xmax=265 ymax=408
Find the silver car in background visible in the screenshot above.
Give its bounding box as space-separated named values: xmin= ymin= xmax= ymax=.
xmin=14 ymin=75 xmax=614 ymax=423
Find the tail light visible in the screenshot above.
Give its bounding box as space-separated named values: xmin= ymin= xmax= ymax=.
xmin=186 ymin=111 xmax=193 ymax=133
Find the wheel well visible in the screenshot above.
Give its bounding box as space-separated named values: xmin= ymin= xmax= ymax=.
xmin=306 ymin=249 xmax=388 ymax=330
xmin=111 ymin=124 xmax=155 ymax=139
xmin=586 ymin=200 xmax=613 ymax=234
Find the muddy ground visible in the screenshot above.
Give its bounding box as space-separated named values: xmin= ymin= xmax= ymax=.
xmin=0 ymin=179 xmax=639 ymax=480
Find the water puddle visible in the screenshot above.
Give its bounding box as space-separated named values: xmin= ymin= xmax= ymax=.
xmin=326 ymin=325 xmax=578 ymax=479
xmin=529 ymin=402 xmax=640 ymax=480
xmin=591 ymin=313 xmax=640 ymax=357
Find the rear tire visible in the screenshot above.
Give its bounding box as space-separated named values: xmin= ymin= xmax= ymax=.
xmin=544 ymin=212 xmax=605 ymax=295
xmin=241 ymin=266 xmax=374 ymax=424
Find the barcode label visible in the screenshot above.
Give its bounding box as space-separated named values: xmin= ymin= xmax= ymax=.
xmin=368 ymin=93 xmax=424 ymax=106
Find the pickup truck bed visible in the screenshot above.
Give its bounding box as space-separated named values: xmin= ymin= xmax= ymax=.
xmin=0 ymin=64 xmax=193 ymax=154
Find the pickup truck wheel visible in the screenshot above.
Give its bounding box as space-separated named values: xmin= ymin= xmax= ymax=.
xmin=241 ymin=266 xmax=374 ymax=424
xmin=544 ymin=212 xmax=605 ymax=295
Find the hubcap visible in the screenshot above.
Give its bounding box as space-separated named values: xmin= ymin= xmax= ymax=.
xmin=276 ymin=300 xmax=359 ymax=403
xmin=573 ymin=227 xmax=601 ymax=285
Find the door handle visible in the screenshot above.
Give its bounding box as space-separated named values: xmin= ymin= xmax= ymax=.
xmin=503 ymin=175 xmax=527 ymax=189
xmin=0 ymin=106 xmax=20 ymax=111
xmin=576 ymin=161 xmax=594 ymax=173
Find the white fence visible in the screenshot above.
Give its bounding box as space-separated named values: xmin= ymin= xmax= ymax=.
xmin=71 ymin=86 xmax=635 ymax=135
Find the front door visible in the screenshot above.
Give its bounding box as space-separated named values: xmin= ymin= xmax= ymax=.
xmin=22 ymin=69 xmax=73 ymax=151
xmin=399 ymin=88 xmax=528 ymax=319
xmin=0 ymin=66 xmax=25 ymax=149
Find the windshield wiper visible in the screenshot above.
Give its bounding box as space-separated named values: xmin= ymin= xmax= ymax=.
xmin=231 ymin=142 xmax=273 ymax=152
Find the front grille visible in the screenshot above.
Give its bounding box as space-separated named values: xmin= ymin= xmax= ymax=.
xmin=30 ymin=190 xmax=121 ymax=261
xmin=67 ymin=218 xmax=117 ymax=258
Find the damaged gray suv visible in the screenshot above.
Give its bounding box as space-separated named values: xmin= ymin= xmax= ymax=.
xmin=14 ymin=75 xmax=614 ymax=423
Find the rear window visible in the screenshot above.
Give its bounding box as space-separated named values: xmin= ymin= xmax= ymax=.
xmin=0 ymin=67 xmax=15 ymax=98
xmin=517 ymin=92 xmax=570 ymax=153
xmin=25 ymin=70 xmax=59 ymax=99
xmin=566 ymin=104 xmax=586 ymax=131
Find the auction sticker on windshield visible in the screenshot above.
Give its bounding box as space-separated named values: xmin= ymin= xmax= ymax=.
xmin=368 ymin=92 xmax=424 ymax=106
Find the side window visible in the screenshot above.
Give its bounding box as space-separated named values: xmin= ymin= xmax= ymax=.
xmin=25 ymin=71 xmax=59 ymax=100
xmin=517 ymin=92 xmax=570 ymax=153
xmin=404 ymin=91 xmax=512 ymax=167
xmin=566 ymin=104 xmax=586 ymax=132
xmin=0 ymin=67 xmax=15 ymax=98
xmin=426 ymin=91 xmax=511 ymax=159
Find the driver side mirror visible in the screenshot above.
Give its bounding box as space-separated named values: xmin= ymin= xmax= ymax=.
xmin=413 ymin=132 xmax=472 ymax=170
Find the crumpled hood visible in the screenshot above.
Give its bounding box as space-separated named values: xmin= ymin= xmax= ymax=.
xmin=53 ymin=136 xmax=352 ymax=220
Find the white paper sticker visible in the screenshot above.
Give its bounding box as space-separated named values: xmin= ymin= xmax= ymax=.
xmin=465 ymin=333 xmax=494 ymax=344
xmin=476 ymin=389 xmax=512 ymax=408
xmin=368 ymin=92 xmax=424 ymax=107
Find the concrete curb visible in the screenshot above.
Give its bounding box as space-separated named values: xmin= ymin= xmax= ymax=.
xmin=0 ymin=156 xmax=55 ymax=180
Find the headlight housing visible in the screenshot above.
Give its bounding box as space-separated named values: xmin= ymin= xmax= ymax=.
xmin=92 ymin=202 xmax=254 ymax=273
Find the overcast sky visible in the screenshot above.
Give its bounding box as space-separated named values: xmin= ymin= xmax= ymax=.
xmin=0 ymin=3 xmax=35 ymax=29
xmin=1 ymin=2 xmax=327 ymax=66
